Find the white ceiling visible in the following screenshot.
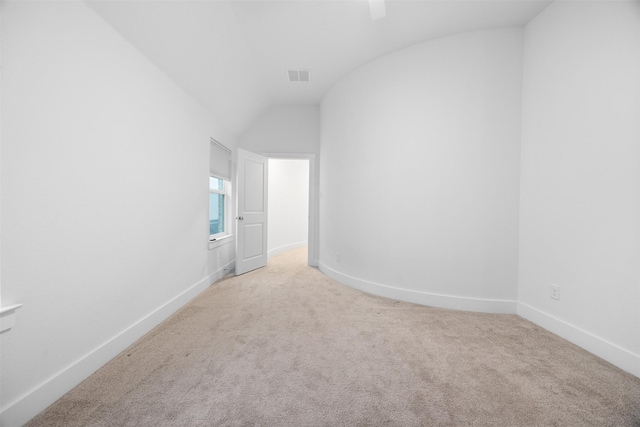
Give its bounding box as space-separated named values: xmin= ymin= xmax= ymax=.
xmin=88 ymin=0 xmax=552 ymax=136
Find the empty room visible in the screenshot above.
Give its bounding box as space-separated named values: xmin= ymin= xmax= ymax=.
xmin=1 ymin=0 xmax=639 ymax=425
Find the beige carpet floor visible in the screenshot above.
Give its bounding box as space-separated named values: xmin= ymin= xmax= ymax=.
xmin=27 ymin=248 xmax=640 ymax=426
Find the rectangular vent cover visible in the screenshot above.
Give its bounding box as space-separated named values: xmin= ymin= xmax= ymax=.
xmin=287 ymin=69 xmax=311 ymax=83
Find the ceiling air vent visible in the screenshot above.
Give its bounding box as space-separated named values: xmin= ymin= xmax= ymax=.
xmin=287 ymin=69 xmax=311 ymax=83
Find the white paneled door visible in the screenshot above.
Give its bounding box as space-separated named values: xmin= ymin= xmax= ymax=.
xmin=235 ymin=149 xmax=268 ymax=275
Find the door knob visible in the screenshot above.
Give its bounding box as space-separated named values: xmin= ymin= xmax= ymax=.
xmin=236 ymin=216 xmax=244 ymax=221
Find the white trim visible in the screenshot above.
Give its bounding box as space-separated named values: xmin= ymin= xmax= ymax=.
xmin=319 ymin=262 xmax=518 ymax=314
xmin=0 ymin=304 xmax=23 ymax=333
xmin=0 ymin=262 xmax=234 ymax=427
xmin=261 ymin=153 xmax=318 ymax=268
xmin=318 ymin=264 xmax=640 ymax=377
xmin=0 ymin=304 xmax=23 ymax=315
xmin=209 ymin=233 xmax=234 ymax=250
xmin=517 ymin=302 xmax=640 ymax=378
xmin=268 ymin=241 xmax=307 ymax=259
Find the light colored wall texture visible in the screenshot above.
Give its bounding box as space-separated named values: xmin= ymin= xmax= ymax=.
xmin=268 ymin=159 xmax=310 ymax=257
xmin=320 ymin=28 xmax=524 ymax=313
xmin=0 ymin=2 xmax=235 ymax=425
xmin=239 ymin=105 xmax=320 ymax=155
xmin=518 ymin=1 xmax=640 ymax=376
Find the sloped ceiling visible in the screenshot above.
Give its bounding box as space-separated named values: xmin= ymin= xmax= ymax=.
xmin=88 ymin=0 xmax=552 ymax=136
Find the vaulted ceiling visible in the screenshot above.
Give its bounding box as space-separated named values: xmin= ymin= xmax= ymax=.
xmin=88 ymin=0 xmax=552 ymax=136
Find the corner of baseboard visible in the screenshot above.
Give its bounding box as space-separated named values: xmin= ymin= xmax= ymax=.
xmin=517 ymin=302 xmax=640 ymax=379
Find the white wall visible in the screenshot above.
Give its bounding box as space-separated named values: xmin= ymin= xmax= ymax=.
xmin=268 ymin=159 xmax=309 ymax=257
xmin=518 ymin=1 xmax=640 ymax=377
xmin=239 ymin=105 xmax=319 ymax=155
xmin=319 ymin=28 xmax=524 ymax=313
xmin=0 ymin=2 xmax=235 ymax=425
xmin=239 ymin=105 xmax=320 ymax=265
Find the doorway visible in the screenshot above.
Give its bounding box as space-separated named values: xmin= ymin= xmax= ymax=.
xmin=267 ymin=158 xmax=309 ymax=257
xmin=264 ymin=154 xmax=317 ymax=267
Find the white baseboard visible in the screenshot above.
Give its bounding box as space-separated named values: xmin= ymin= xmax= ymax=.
xmin=268 ymin=241 xmax=307 ymax=259
xmin=319 ymin=263 xmax=639 ymax=378
xmin=0 ymin=260 xmax=235 ymax=427
xmin=318 ymin=262 xmax=517 ymax=314
xmin=517 ymin=302 xmax=640 ymax=378
xmin=6 ymin=262 xmax=636 ymax=427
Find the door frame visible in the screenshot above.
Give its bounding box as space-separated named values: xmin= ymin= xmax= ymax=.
xmin=262 ymin=152 xmax=317 ymax=267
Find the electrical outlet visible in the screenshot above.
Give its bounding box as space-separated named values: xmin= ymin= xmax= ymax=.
xmin=336 ymin=252 xmax=341 ymax=263
xmin=550 ymin=284 xmax=560 ymax=301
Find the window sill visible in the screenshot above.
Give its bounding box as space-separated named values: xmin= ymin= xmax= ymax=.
xmin=209 ymin=234 xmax=234 ymax=250
xmin=0 ymin=304 xmax=23 ymax=333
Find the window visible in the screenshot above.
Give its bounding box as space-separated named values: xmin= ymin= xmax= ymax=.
xmin=209 ymin=138 xmax=232 ymax=244
xmin=209 ymin=176 xmax=229 ymax=238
